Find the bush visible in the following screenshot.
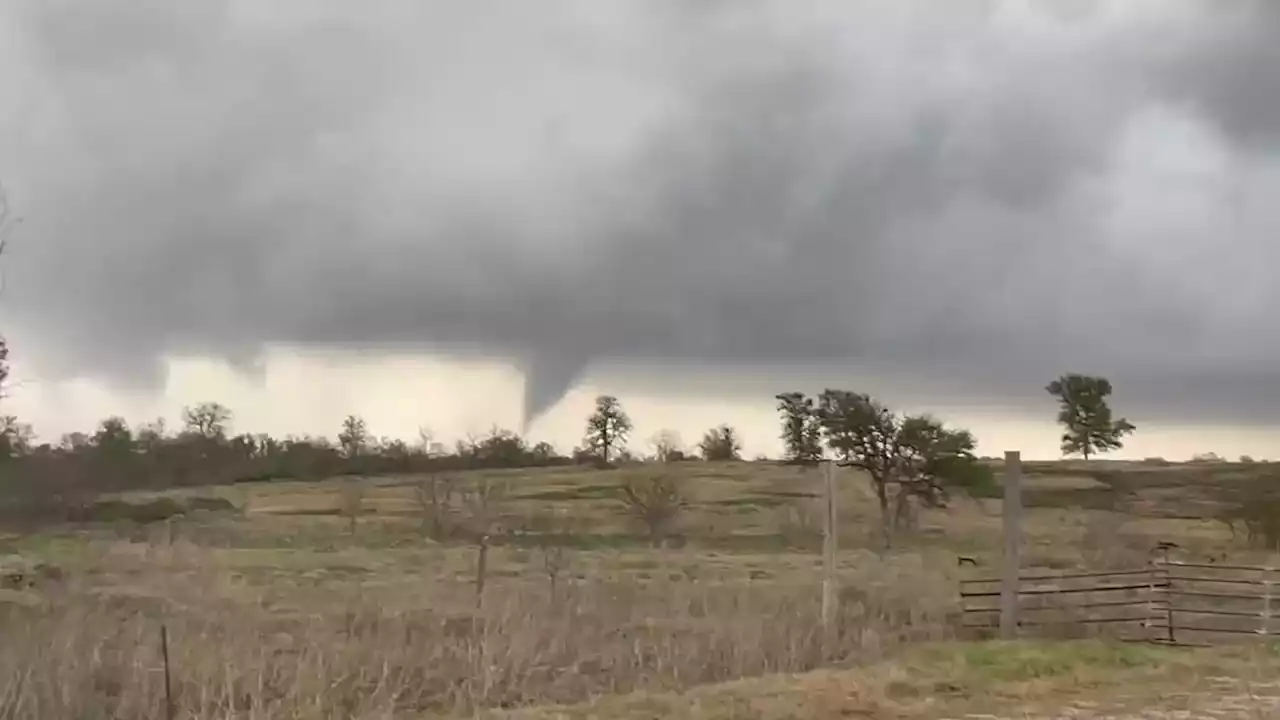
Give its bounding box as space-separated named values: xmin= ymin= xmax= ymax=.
xmin=618 ymin=473 xmax=685 ymax=546
xmin=949 ymin=461 xmax=999 ymax=498
xmin=1216 ymin=473 xmax=1280 ymax=550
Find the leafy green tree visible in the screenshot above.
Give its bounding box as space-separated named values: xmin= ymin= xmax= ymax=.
xmin=816 ymin=390 xmax=895 ymax=533
xmin=90 ymin=416 xmax=141 ymax=486
xmin=529 ymin=441 xmax=558 ymax=463
xmin=583 ymin=395 xmax=632 ymax=464
xmin=896 ymin=415 xmax=992 ymax=504
xmin=817 ymin=389 xmax=988 ymax=547
xmin=92 ymin=416 xmax=134 ymax=456
xmin=338 ymin=414 xmax=370 ymax=458
xmin=698 ymin=424 xmax=742 ymax=461
xmin=1045 ymin=374 xmax=1136 ymax=460
xmin=475 ymin=426 xmax=528 ymax=466
xmin=775 ymin=392 xmax=823 ymax=464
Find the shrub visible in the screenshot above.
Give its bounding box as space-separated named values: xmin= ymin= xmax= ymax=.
xmin=618 ymin=473 xmax=685 ymax=546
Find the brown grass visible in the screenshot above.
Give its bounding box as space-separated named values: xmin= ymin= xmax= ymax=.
xmin=0 ymin=533 xmax=956 ymax=717
xmin=0 ymin=459 xmax=1276 ymax=718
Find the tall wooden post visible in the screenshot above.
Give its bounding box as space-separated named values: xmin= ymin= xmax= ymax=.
xmin=1000 ymin=450 xmax=1022 ymax=639
xmin=821 ymin=460 xmax=838 ymax=653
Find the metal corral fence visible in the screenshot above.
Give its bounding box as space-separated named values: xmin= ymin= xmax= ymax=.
xmin=960 ymin=560 xmax=1279 ymax=646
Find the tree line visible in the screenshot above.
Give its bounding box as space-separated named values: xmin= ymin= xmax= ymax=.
xmin=0 ymin=394 xmax=748 ymax=506
xmin=0 ymin=372 xmax=1135 ymax=491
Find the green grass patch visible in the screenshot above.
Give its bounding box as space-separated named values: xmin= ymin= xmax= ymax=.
xmin=1022 ymin=487 xmax=1117 ymax=510
xmin=910 ymin=640 xmax=1168 ymax=687
xmin=502 ymin=532 xmax=650 ymax=550
xmin=515 ymin=484 xmax=620 ymax=502
xmin=696 ymin=533 xmax=796 ymax=552
xmin=710 ymin=496 xmax=787 ymax=508
xmin=756 ymin=490 xmax=819 ymax=500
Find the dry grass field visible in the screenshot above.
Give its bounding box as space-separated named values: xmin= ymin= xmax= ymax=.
xmin=1 ymin=460 xmax=1279 ymax=718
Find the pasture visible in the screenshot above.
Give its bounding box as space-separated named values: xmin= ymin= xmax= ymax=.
xmin=2 ymin=459 xmax=1279 ymax=718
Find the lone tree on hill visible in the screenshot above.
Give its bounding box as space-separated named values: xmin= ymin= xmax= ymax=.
xmin=775 ymin=392 xmax=823 ymax=465
xmin=816 ymin=389 xmax=990 ymax=548
xmin=584 ymin=394 xmax=632 ymax=464
xmin=1045 ymin=373 xmax=1136 ymax=460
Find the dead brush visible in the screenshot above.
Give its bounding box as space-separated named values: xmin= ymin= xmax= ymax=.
xmin=1215 ymin=477 xmax=1280 ymax=550
xmin=520 ymin=510 xmax=578 ymax=605
xmin=458 ymin=477 xmax=509 ymax=607
xmin=0 ymin=540 xmax=956 ymax=719
xmin=772 ymin=500 xmax=824 ymax=550
xmin=413 ymin=473 xmax=459 ymax=541
xmin=338 ymin=479 xmax=365 ymax=536
xmin=618 ymin=472 xmax=685 ymax=547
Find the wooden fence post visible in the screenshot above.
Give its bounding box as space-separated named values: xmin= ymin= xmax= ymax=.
xmin=821 ymin=459 xmax=839 ymax=655
xmin=1157 ymin=546 xmax=1175 ymax=645
xmin=1262 ymin=566 xmax=1273 ymax=638
xmin=1145 ymin=559 xmax=1159 ymax=642
xmin=1000 ymin=450 xmax=1022 ymax=640
xmin=160 ymin=623 xmax=175 ymax=720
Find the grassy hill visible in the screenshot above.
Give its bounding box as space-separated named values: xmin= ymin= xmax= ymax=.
xmin=0 ymin=458 xmax=1275 ymax=718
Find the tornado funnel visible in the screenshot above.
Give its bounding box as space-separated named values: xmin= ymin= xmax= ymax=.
xmin=520 ymin=350 xmax=589 ymax=434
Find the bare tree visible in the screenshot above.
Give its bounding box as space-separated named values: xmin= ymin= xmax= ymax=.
xmin=183 ymin=402 xmax=232 ymax=441
xmin=619 ymin=472 xmax=685 ymax=547
xmin=413 ymin=474 xmax=459 ymax=540
xmin=522 ymin=509 xmax=576 ymax=605
xmin=458 ymin=477 xmax=509 ymax=606
xmin=1215 ymin=476 xmax=1280 ymax=551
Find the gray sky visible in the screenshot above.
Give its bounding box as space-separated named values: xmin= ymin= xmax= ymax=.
xmin=3 ymin=0 xmax=1280 ymax=447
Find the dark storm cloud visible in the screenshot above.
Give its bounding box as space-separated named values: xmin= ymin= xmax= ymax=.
xmin=3 ymin=1 xmax=1280 ymax=426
